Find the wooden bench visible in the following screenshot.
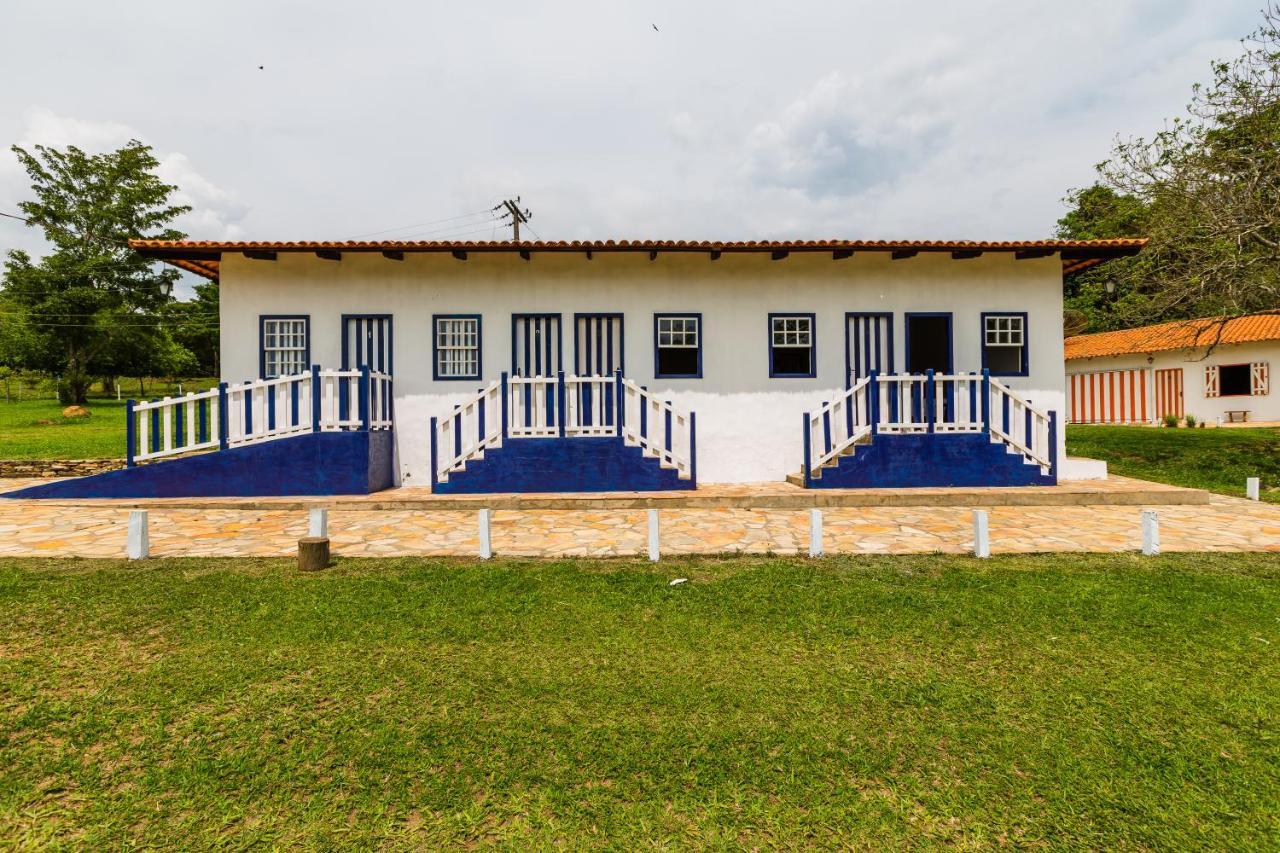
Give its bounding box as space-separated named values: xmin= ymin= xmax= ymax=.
xmin=1225 ymin=410 xmax=1250 ymax=423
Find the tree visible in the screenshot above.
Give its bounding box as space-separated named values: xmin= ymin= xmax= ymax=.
xmin=0 ymin=294 xmax=37 ymax=401
xmin=1078 ymin=3 xmax=1280 ymax=327
xmin=1057 ymin=185 xmax=1153 ymax=332
xmin=1 ymin=140 xmax=189 ymax=403
xmin=168 ymin=279 xmax=220 ymax=376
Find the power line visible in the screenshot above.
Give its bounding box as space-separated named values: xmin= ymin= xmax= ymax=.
xmin=344 ymin=208 xmax=499 ymax=240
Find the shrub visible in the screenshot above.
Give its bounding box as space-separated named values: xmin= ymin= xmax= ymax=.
xmin=1163 ymin=414 xmax=1180 ymax=428
xmin=1185 ymin=414 xmax=1198 ymax=428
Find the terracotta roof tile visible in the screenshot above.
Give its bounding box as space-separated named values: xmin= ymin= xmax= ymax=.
xmin=1064 ymin=314 xmax=1280 ymax=359
xmin=130 ymin=237 xmax=1146 ymax=282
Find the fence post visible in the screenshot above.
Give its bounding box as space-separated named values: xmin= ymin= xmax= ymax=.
xmin=127 ymin=510 xmax=149 ymax=560
xmin=809 ymin=508 xmax=823 ymax=558
xmin=868 ymin=369 xmax=879 ymax=436
xmin=981 ymin=369 xmax=991 ymax=432
xmin=925 ymin=369 xmax=935 ymax=433
xmin=1246 ymin=477 xmax=1261 ymax=501
xmin=801 ymin=412 xmax=812 ymax=488
xmin=217 ymin=383 xmax=229 ymax=450
xmin=689 ymin=412 xmax=697 ymax=488
xmin=500 ymin=372 xmax=509 ymax=439
xmin=557 ymin=370 xmax=567 ymax=438
xmin=972 ymin=509 xmax=990 ymax=558
xmin=429 ymin=416 xmax=438 ymax=493
xmin=647 ymin=509 xmax=660 ymax=562
xmin=309 ymin=507 xmax=328 ymax=538
xmin=615 ymin=368 xmax=624 ymax=443
xmin=359 ymin=365 xmax=371 ymax=431
xmin=1048 ymin=411 xmax=1059 ymax=478
xmin=125 ymin=400 xmax=137 ymax=467
xmin=478 ymin=508 xmax=492 ymax=559
xmin=310 ymin=365 xmax=322 ymax=432
xmin=1141 ymin=510 xmax=1160 ymax=556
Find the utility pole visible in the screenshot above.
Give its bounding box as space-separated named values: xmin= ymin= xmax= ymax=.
xmin=496 ymin=197 xmax=532 ymax=241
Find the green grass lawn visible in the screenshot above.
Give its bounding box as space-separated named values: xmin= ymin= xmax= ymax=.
xmin=2 ymin=554 xmax=1277 ymax=848
xmin=1068 ymin=424 xmax=1280 ymax=503
xmin=0 ymin=379 xmax=217 ymax=460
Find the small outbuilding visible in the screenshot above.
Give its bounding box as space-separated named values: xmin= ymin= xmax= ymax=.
xmin=1064 ymin=315 xmax=1278 ymax=425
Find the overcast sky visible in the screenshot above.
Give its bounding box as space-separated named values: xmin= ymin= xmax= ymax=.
xmin=0 ymin=0 xmax=1265 ymax=294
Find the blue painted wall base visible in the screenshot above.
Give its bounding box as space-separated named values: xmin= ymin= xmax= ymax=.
xmin=434 ymin=437 xmax=693 ymax=493
xmin=3 ymin=431 xmax=396 ymax=499
xmin=810 ymin=433 xmax=1056 ymax=488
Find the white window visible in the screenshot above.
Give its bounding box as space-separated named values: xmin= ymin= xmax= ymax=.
xmin=261 ymin=317 xmax=308 ymax=378
xmin=983 ymin=314 xmax=1026 ymax=375
xmin=770 ymin=314 xmax=814 ymax=377
xmin=656 ymin=315 xmax=700 ymax=377
xmin=434 ymin=316 xmax=481 ymax=380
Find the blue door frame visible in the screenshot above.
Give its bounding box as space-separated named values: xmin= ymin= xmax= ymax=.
xmin=341 ymin=314 xmax=394 ymax=373
xmin=511 ymin=313 xmax=563 ymax=377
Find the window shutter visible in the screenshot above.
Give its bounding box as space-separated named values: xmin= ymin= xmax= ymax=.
xmin=1252 ymin=362 xmax=1270 ymax=396
xmin=1204 ymin=365 xmax=1220 ymax=398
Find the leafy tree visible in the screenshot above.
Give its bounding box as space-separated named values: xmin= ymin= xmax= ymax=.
xmin=1068 ymin=3 xmax=1280 ymax=331
xmin=1057 ymin=186 xmax=1153 ymax=332
xmin=0 ymin=294 xmax=37 ymax=401
xmin=168 ymin=279 xmax=220 ymax=376
xmin=1 ymin=140 xmax=189 ymax=403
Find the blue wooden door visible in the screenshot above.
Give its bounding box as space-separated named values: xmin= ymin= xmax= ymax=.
xmin=846 ymin=312 xmax=893 ymax=385
xmin=511 ymin=314 xmax=562 ymax=377
xmin=342 ymin=314 xmax=393 ymax=373
xmin=573 ymin=313 xmax=624 ymax=376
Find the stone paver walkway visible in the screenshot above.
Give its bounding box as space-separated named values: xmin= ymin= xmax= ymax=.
xmin=0 ymin=493 xmax=1276 ymax=558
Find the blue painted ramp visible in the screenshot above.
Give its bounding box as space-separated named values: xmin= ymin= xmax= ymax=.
xmin=435 ymin=437 xmax=691 ymax=494
xmin=3 ymin=431 xmax=396 ymax=499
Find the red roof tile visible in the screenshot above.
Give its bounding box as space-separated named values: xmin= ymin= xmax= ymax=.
xmin=1064 ymin=314 xmax=1280 ymax=359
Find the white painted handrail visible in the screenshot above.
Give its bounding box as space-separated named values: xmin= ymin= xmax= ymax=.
xmin=805 ymin=376 xmax=872 ymax=473
xmin=128 ymin=367 xmax=394 ymax=466
xmin=620 ymin=377 xmax=694 ymax=480
xmin=433 ymin=379 xmax=503 ymax=482
xmin=988 ymin=377 xmax=1053 ymax=470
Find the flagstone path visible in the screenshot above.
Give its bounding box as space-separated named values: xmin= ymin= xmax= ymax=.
xmin=0 ymin=490 xmax=1276 ymax=559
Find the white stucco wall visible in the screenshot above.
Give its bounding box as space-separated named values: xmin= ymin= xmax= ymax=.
xmin=218 ymin=250 xmax=1068 ymax=484
xmin=1066 ymin=340 xmax=1278 ymax=423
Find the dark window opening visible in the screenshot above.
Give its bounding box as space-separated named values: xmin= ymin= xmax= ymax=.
xmin=657 ymin=347 xmax=698 ymax=377
xmin=906 ymin=315 xmax=951 ymax=374
xmin=984 ymin=344 xmax=1023 ymax=374
xmin=1219 ymin=363 xmax=1252 ymax=396
xmin=771 ymin=347 xmax=811 ymax=376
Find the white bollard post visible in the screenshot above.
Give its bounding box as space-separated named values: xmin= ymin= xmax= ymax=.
xmin=647 ymin=509 xmax=660 ymax=562
xmin=1141 ymin=510 xmax=1160 ymax=556
xmin=127 ymin=510 xmax=149 ymax=560
xmin=308 ymin=507 xmax=329 ymax=538
xmin=478 ymin=508 xmax=492 ymax=560
xmin=1246 ymin=477 xmax=1260 ymax=501
xmin=808 ymin=508 xmax=823 ymax=557
xmin=972 ymin=509 xmax=990 ymax=559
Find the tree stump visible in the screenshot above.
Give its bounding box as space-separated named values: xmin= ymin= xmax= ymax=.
xmin=298 ymin=536 xmax=331 ymax=571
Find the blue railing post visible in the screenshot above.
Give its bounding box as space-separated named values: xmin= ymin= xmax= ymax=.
xmin=150 ymin=400 xmax=160 ymax=453
xmin=665 ymin=407 xmax=673 ymax=454
xmin=822 ymin=407 xmax=832 ymax=455
xmin=359 ymin=365 xmax=371 ymax=431
xmin=981 ymin=369 xmax=991 ymax=432
xmin=125 ymin=400 xmax=136 ymax=467
xmin=869 ymin=369 xmax=880 ymax=436
xmin=310 ymin=365 xmax=322 ymax=432
xmin=242 ymin=383 xmax=253 ymax=436
xmin=801 ymin=412 xmax=812 ymax=488
xmin=1048 ymin=410 xmax=1059 ymax=479
xmin=429 ymin=416 xmax=438 ymax=493
xmin=556 ymin=371 xmax=567 ymax=438
xmin=689 ymin=411 xmax=697 ymax=487
xmin=217 ymin=382 xmax=229 ymax=450
xmin=175 ymin=398 xmax=185 ymax=449
xmin=478 ymin=395 xmax=486 ymax=444
xmin=615 ymin=368 xmax=624 ymax=442
xmin=500 ymin=372 xmax=509 ymax=439
xmin=925 ymin=369 xmax=935 ymax=433
xmin=198 ymin=397 xmax=209 ymax=444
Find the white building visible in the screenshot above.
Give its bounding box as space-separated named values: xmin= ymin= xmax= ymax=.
xmin=65 ymin=236 xmax=1142 ymax=497
xmin=1065 ymin=315 xmax=1278 ymax=425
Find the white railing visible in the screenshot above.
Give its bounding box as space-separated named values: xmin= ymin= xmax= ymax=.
xmin=128 ymin=366 xmax=394 ymax=466
xmin=988 ymin=377 xmax=1054 ymax=470
xmin=803 ymin=370 xmax=1057 ymax=481
xmin=433 ymin=379 xmax=504 ymax=482
xmin=432 ymin=371 xmax=696 ymax=485
xmin=805 ymin=376 xmax=872 ymax=472
xmin=132 ymin=388 xmax=222 ymax=463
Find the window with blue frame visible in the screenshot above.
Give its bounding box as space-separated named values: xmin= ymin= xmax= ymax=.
xmin=433 ymin=315 xmax=482 ymax=380
xmin=981 ymin=313 xmax=1028 ymax=376
xmin=769 ymin=314 xmax=815 ymax=377
xmin=259 ymin=316 xmax=309 ymax=378
xmin=654 ymin=314 xmax=701 ymax=378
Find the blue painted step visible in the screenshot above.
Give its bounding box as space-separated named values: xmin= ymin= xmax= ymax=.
xmin=435 ymin=436 xmax=692 ymax=494
xmin=808 ymin=432 xmax=1055 ymax=489
xmin=3 ymin=431 xmax=396 ymax=499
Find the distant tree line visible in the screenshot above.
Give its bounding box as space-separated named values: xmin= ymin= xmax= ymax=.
xmin=0 ymin=141 xmax=218 ymax=404
xmin=1059 ymin=3 xmax=1280 ymax=334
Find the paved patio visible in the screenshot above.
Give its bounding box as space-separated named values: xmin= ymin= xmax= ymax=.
xmin=0 ymin=478 xmax=1276 ymax=558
